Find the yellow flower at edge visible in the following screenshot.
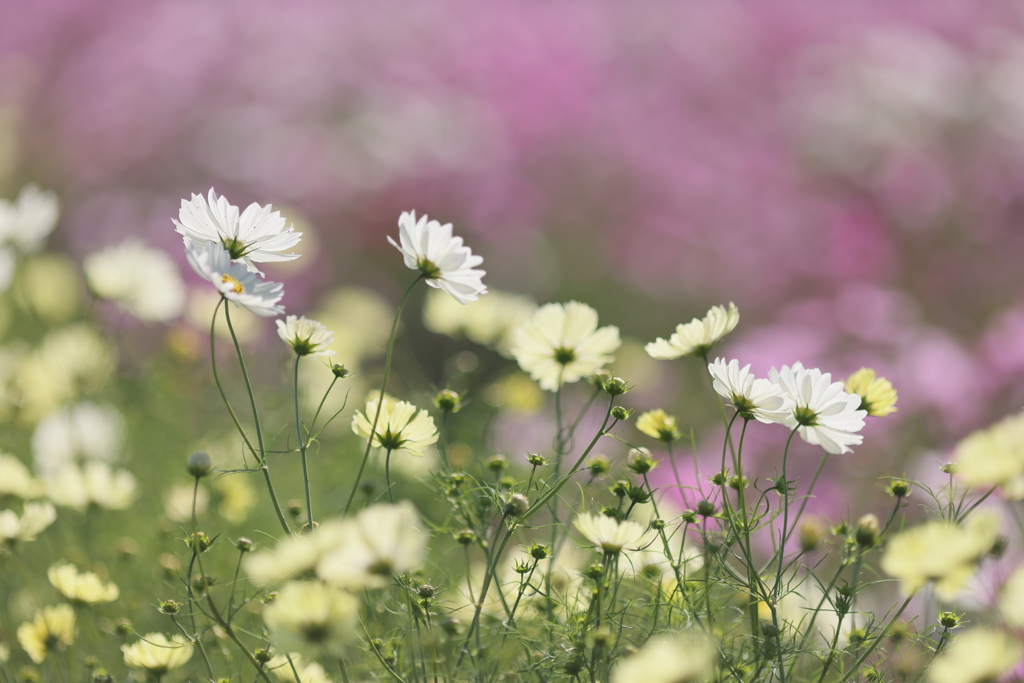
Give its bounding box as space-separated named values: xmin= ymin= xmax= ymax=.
xmin=955 ymin=410 xmax=1024 ymax=499
xmin=636 ymin=409 xmax=682 ymax=442
xmin=48 ymin=563 xmax=119 ymax=605
xmin=844 ymin=368 xmax=897 ymax=417
xmin=17 ymin=604 xmax=76 ymax=663
xmin=930 ymin=628 xmax=1023 ymax=683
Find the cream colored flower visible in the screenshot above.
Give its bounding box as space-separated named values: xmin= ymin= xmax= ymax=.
xmin=1000 ymin=565 xmax=1024 ymax=629
xmin=17 ymin=605 xmax=75 ymax=663
xmin=214 ymin=475 xmax=257 ymax=524
xmin=511 ymin=301 xmax=621 ymax=391
xmin=574 ymin=513 xmax=648 ymax=555
xmin=83 ymin=240 xmax=185 ymax=322
xmin=844 ymin=368 xmax=898 ymax=417
xmin=0 ymin=454 xmax=44 ymax=499
xmin=612 ymin=632 xmax=717 ymax=683
xmin=45 ymin=462 xmax=136 ymax=511
xmin=636 ymin=409 xmax=682 ymax=442
xmin=930 ymin=628 xmax=1023 ymax=683
xmin=32 ymin=402 xmax=124 ymax=479
xmin=351 ymin=392 xmax=438 ymax=456
xmin=263 ymin=581 xmax=359 ymax=658
xmin=317 ymin=502 xmax=429 ymax=588
xmin=0 ymin=501 xmax=56 ymax=546
xmin=709 ymin=358 xmax=792 ymax=424
xmin=163 ymin=482 xmax=208 ymax=523
xmin=955 ymin=411 xmax=1024 ymax=499
xmin=121 ymin=633 xmax=194 ymax=677
xmin=267 ymin=653 xmax=332 ymax=683
xmin=645 ymin=303 xmax=739 ymax=360
xmin=422 ymin=288 xmax=536 ymax=356
xmin=17 ymin=255 xmax=81 ymax=323
xmin=0 ymin=185 xmax=59 ymax=254
xmin=389 ymin=210 xmax=486 ymax=304
xmin=276 ymin=315 xmax=335 ymax=357
xmin=244 ymin=520 xmax=350 ymax=586
xmin=881 ymin=512 xmax=1000 ymax=600
xmin=47 ymin=563 xmax=119 ymax=604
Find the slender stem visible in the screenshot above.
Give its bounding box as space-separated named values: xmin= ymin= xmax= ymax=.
xmin=385 ymin=449 xmax=395 ymax=504
xmin=294 ymin=355 xmax=314 ymax=528
xmin=223 ymin=303 xmax=291 ymax=536
xmin=344 ymin=276 xmax=422 ymax=515
xmin=836 ymin=597 xmax=914 ymax=683
xmin=208 ymin=299 xmax=257 ymax=460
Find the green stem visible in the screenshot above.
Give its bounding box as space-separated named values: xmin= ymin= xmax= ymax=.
xmin=223 ymin=303 xmax=291 ymax=536
xmin=294 ymin=355 xmax=313 ymax=528
xmin=344 ymin=276 xmax=422 ymax=515
xmin=385 ymin=449 xmax=395 ymax=504
xmin=836 ymin=597 xmax=913 ymax=683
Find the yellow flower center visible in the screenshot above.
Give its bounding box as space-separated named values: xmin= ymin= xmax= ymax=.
xmin=221 ymin=274 xmax=244 ymax=294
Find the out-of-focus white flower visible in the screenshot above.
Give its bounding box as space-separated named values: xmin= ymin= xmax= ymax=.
xmin=263 ymin=581 xmax=359 ymax=659
xmin=389 ymin=210 xmax=486 ymax=304
xmin=17 ymin=604 xmax=75 ymax=663
xmin=0 ymin=501 xmax=57 ymax=547
xmin=955 ymin=411 xmax=1024 ymax=499
xmin=930 ymin=628 xmax=1023 ymax=683
xmin=185 ymin=240 xmax=284 ymax=317
xmin=174 ymin=189 xmax=301 ymax=274
xmin=423 ymin=288 xmax=536 ymax=356
xmin=84 ymin=240 xmax=185 ymax=322
xmin=574 ymin=513 xmax=648 ymax=555
xmin=709 ymin=358 xmax=792 ymax=424
xmin=0 ymin=185 xmax=60 ymax=291
xmin=999 ymin=565 xmax=1024 ymax=628
xmin=267 ymin=654 xmax=332 ymax=683
xmin=16 ymin=325 xmax=116 ymax=422
xmin=511 ymin=301 xmax=621 ymax=391
xmin=244 ymin=520 xmax=350 ymax=586
xmin=0 ymin=454 xmax=44 ymax=499
xmin=121 ymin=633 xmax=194 ymax=677
xmin=611 ymin=632 xmax=717 ymax=683
xmin=163 ymin=482 xmax=208 ymax=522
xmin=881 ymin=512 xmax=1000 ymax=600
xmin=276 ymin=315 xmax=335 ymax=357
xmin=16 ymin=255 xmax=81 ymax=323
xmin=768 ymin=362 xmax=867 ymax=455
xmin=48 ymin=563 xmax=119 ymax=604
xmin=44 ymin=462 xmax=136 ymax=511
xmin=646 ymin=303 xmax=739 ymax=360
xmin=351 ymin=392 xmax=438 ymax=456
xmin=32 ymin=402 xmax=125 ymax=479
xmin=214 ymin=475 xmax=257 ymax=525
xmin=318 ymin=502 xmax=429 ymax=589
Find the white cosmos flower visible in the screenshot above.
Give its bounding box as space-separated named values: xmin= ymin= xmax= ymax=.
xmin=276 ymin=315 xmax=335 ymax=357
xmin=121 ymin=633 xmax=193 ymax=676
xmin=185 ymin=240 xmax=284 ymax=317
xmin=173 ymin=189 xmax=301 ymax=273
xmin=44 ymin=461 xmax=137 ymax=511
xmin=83 ymin=240 xmax=185 ymax=322
xmin=32 ymin=402 xmax=125 ymax=479
xmin=388 ymin=210 xmax=487 ymax=304
xmin=351 ymin=392 xmax=438 ymax=456
xmin=768 ymin=362 xmax=867 ymax=455
xmin=646 ymin=302 xmax=740 ymax=360
xmin=0 ymin=454 xmax=44 ymax=499
xmin=0 ymin=501 xmax=56 ymax=546
xmin=263 ymin=581 xmax=359 ymax=659
xmin=573 ymin=513 xmax=648 ymax=554
xmin=48 ymin=563 xmax=120 ymax=604
xmin=510 ymin=301 xmax=621 ymax=391
xmin=0 ymin=185 xmax=59 ymax=293
xmin=317 ymin=502 xmax=430 ymax=588
xmin=709 ymin=358 xmax=792 ymax=424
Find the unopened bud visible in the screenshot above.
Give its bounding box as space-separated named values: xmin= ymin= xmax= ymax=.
xmin=696 ymin=500 xmax=716 ymax=517
xmin=627 ymin=447 xmax=657 ymax=475
xmin=526 ymin=453 xmax=548 ymax=467
xmin=235 ymin=537 xmax=254 ymax=552
xmin=887 ymin=479 xmax=911 ymax=498
xmin=854 ymin=514 xmax=880 ymax=548
xmin=187 ymin=451 xmax=212 ymax=478
xmin=800 ymin=518 xmax=826 ymax=553
xmin=331 ymin=363 xmax=350 ymax=379
xmin=487 ymin=455 xmax=508 ymax=472
xmin=505 ymin=493 xmax=529 ymax=517
xmin=611 ymin=406 xmax=632 ymax=421
xmin=433 ymin=389 xmax=462 ymax=413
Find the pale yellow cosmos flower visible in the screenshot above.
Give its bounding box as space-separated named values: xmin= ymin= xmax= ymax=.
xmin=121 ymin=633 xmax=194 ymax=677
xmin=17 ymin=605 xmax=75 ymax=663
xmin=48 ymin=563 xmax=119 ymax=605
xmin=845 ymin=368 xmax=898 ymax=417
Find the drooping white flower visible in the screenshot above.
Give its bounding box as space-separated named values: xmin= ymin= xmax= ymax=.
xmin=573 ymin=513 xmax=648 ymax=555
xmin=351 ymin=392 xmax=438 ymax=456
xmin=646 ymin=303 xmax=739 ymax=360
xmin=121 ymin=633 xmax=194 ymax=676
xmin=709 ymin=358 xmax=793 ymax=424
xmin=317 ymin=502 xmax=430 ymax=588
xmin=388 ymin=210 xmax=486 ymax=304
xmin=263 ymin=581 xmax=359 ymax=659
xmin=83 ymin=240 xmax=185 ymax=322
xmin=173 ymin=189 xmax=301 ymax=273
xmin=276 ymin=315 xmax=335 ymax=357
xmin=510 ymin=301 xmax=621 ymax=391
xmin=768 ymin=362 xmax=867 ymax=455
xmin=185 ymin=240 xmax=284 ymax=317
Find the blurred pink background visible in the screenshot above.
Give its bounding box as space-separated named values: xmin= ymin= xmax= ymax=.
xmin=4 ymin=0 xmax=1024 ymax=493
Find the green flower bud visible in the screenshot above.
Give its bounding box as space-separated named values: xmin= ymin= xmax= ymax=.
xmin=696 ymin=500 xmax=716 ymax=517
xmin=235 ymin=537 xmax=254 ymax=552
xmin=254 ymin=648 xmax=273 ymax=664
xmin=527 ymin=453 xmax=548 ymax=467
xmin=587 ymin=455 xmax=611 ymax=476
xmin=529 ymin=543 xmax=551 ymax=561
xmin=433 ymin=389 xmax=462 ymax=413
xmin=504 ymin=493 xmax=529 ymax=517
xmin=627 ymin=447 xmax=657 ymax=475
xmin=854 ymin=514 xmax=880 ymax=548
xmin=887 ymin=479 xmax=911 ymax=498
xmin=487 ymin=454 xmax=508 ymax=472
xmin=611 ymin=406 xmax=633 ymax=421
xmin=331 ymin=363 xmax=350 ymax=379
xmin=158 ymin=600 xmax=181 ymax=615
xmin=187 ymin=451 xmax=212 ymax=478
xmin=455 ymin=529 xmax=476 ymax=545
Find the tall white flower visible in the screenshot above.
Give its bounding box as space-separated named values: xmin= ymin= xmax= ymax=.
xmin=510 ymin=301 xmax=621 ymax=391
xmin=646 ymin=302 xmax=739 ymax=360
xmin=173 ymin=189 xmax=301 ymax=273
xmin=276 ymin=315 xmax=335 ymax=357
xmin=573 ymin=513 xmax=648 ymax=555
xmin=351 ymin=392 xmax=438 ymax=456
xmin=709 ymin=358 xmax=792 ymax=424
xmin=83 ymin=240 xmax=185 ymax=322
xmin=388 ymin=210 xmax=486 ymax=304
xmin=185 ymin=240 xmax=284 ymax=317
xmin=768 ymin=362 xmax=867 ymax=455
xmin=318 ymin=502 xmax=430 ymax=588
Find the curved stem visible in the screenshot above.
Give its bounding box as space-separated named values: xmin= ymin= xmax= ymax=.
xmin=208 ymin=299 xmax=257 ymax=461
xmin=344 ymin=276 xmax=422 ymax=515
xmin=294 ymin=355 xmax=313 ymax=528
xmin=385 ymin=449 xmax=395 ymax=504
